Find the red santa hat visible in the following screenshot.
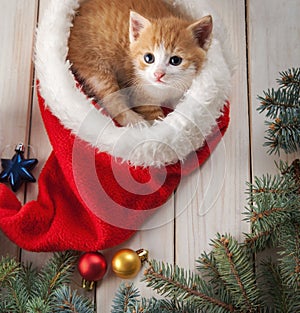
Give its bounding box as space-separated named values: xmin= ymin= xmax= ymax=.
xmin=0 ymin=0 xmax=233 ymax=252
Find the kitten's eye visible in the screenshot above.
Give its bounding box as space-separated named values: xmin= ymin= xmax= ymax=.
xmin=144 ymin=53 xmax=155 ymax=64
xmin=169 ymin=56 xmax=182 ymax=66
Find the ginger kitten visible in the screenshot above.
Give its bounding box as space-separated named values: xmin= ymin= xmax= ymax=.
xmin=68 ymin=0 xmax=213 ymax=126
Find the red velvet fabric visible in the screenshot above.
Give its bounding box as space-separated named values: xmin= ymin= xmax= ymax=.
xmin=0 ymin=92 xmax=230 ymax=252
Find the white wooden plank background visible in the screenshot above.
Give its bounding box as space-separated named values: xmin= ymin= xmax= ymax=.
xmin=0 ymin=0 xmax=299 ymax=312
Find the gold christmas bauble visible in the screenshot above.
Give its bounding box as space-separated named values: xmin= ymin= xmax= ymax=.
xmin=111 ymin=249 xmax=142 ymax=279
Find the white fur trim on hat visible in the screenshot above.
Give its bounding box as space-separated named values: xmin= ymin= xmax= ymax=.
xmin=34 ymin=0 xmax=234 ymax=167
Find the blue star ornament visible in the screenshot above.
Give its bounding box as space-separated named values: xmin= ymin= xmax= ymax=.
xmin=0 ymin=143 xmax=38 ymax=192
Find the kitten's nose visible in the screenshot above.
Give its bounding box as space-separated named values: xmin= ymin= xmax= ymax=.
xmin=154 ymin=71 xmax=165 ymax=81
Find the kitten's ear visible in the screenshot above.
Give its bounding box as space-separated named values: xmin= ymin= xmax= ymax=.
xmin=129 ymin=11 xmax=151 ymax=43
xmin=188 ymin=15 xmax=213 ymax=51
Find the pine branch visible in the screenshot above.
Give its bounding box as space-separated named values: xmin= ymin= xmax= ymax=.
xmin=245 ymin=199 xmax=291 ymax=233
xmin=196 ymin=252 xmax=221 ymax=285
xmin=142 ymin=260 xmax=235 ymax=312
xmin=264 ymin=114 xmax=300 ymax=155
xmin=278 ymin=221 xmax=300 ymax=290
xmin=257 ymin=88 xmax=299 ymax=119
xmin=139 ymin=298 xmax=177 ymax=313
xmin=1 ymin=263 xmax=38 ymax=313
xmin=286 ymin=159 xmax=300 ymax=194
xmin=243 ymin=200 xmax=290 ymax=252
xmin=277 ymin=68 xmax=300 ymax=94
xmin=244 ymin=166 xmax=299 ymax=252
xmin=0 ymin=256 xmax=19 ymax=286
xmin=0 ymin=252 xmax=93 ymax=313
xmin=34 ymin=251 xmax=79 ymax=304
xmin=25 ymin=297 xmax=50 ymax=313
xmin=247 ymin=173 xmax=295 ymax=198
xmin=111 ymin=282 xmax=140 ymax=313
xmin=111 ymin=282 xmax=207 ymax=313
xmin=197 ymin=251 xmax=223 ymax=288
xmin=246 ymin=162 xmax=299 ymax=208
xmin=139 ymin=298 xmax=203 ymax=313
xmin=258 ymin=260 xmax=296 ymax=313
xmin=244 ymin=229 xmax=278 ymax=252
xmin=211 ymin=234 xmax=259 ymax=311
xmin=51 ymin=285 xmax=94 ymax=313
xmin=257 ymin=68 xmax=300 ymax=155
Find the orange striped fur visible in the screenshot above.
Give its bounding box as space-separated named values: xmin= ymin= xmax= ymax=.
xmin=68 ymin=0 xmax=212 ymax=126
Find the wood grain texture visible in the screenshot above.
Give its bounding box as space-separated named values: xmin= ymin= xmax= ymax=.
xmin=19 ymin=0 xmax=53 ymax=269
xmin=0 ymin=0 xmax=38 ymax=257
xmin=175 ymin=0 xmax=250 ymax=269
xmin=248 ymin=0 xmax=300 ymax=177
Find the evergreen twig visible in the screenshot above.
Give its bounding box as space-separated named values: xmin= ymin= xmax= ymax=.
xmin=0 ymin=252 xmax=93 ymax=313
xmin=257 ymin=68 xmax=300 ymax=155
xmin=278 ymin=221 xmax=300 ymax=290
xmin=52 ymin=285 xmax=94 ymax=313
xmin=196 ymin=251 xmax=225 ymax=290
xmin=143 ymin=260 xmax=235 ymax=312
xmin=110 ymin=282 xmax=140 ymax=313
xmin=258 ymin=260 xmax=291 ymax=312
xmin=0 ymin=256 xmax=19 ymax=286
xmin=211 ymin=234 xmax=259 ymax=311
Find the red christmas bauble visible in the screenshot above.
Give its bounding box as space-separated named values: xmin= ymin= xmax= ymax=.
xmin=78 ymin=252 xmax=107 ymax=281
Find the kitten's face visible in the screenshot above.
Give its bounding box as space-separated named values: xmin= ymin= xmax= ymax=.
xmin=129 ymin=12 xmax=213 ymax=94
xmin=133 ymin=42 xmax=198 ymax=92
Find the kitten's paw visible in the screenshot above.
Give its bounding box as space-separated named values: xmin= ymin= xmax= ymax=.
xmin=115 ymin=110 xmax=146 ymax=126
xmin=134 ymin=106 xmax=165 ymax=121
